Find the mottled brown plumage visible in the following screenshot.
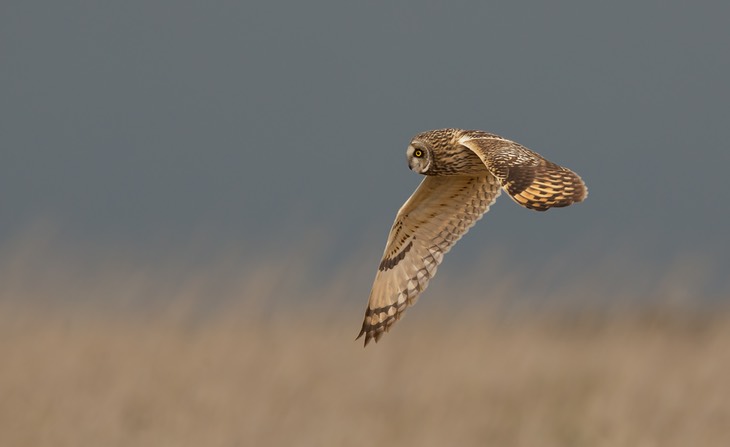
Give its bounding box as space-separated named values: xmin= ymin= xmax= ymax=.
xmin=358 ymin=128 xmax=587 ymax=346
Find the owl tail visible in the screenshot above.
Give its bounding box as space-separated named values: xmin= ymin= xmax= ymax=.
xmin=502 ymin=163 xmax=587 ymax=211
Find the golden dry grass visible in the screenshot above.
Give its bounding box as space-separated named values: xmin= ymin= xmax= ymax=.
xmin=1 ymin=235 xmax=729 ymax=446
xmin=2 ymin=305 xmax=729 ymax=446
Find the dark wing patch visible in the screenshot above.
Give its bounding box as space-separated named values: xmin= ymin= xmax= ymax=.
xmin=378 ymin=240 xmax=413 ymax=271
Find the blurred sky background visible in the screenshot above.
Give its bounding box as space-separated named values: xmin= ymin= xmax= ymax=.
xmin=2 ymin=1 xmax=729 ymax=305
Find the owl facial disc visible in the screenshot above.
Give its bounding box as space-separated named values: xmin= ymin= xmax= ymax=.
xmin=406 ymin=144 xmax=431 ymax=173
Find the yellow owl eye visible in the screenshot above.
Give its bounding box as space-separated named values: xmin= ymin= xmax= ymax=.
xmin=414 ymin=149 xmax=423 ymax=158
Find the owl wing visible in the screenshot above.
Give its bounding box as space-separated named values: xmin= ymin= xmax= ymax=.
xmin=357 ymin=174 xmax=501 ymax=346
xmin=458 ymin=131 xmax=587 ymax=211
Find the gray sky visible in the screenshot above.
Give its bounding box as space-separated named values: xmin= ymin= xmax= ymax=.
xmin=2 ymin=1 xmax=729 ymax=296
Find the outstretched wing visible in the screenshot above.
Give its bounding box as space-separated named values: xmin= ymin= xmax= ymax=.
xmin=458 ymin=131 xmax=587 ymax=211
xmin=357 ymin=174 xmax=501 ymax=346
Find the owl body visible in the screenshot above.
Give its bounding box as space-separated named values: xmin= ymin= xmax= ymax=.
xmin=358 ymin=128 xmax=587 ymax=346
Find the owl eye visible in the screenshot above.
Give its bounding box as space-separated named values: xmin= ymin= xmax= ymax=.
xmin=414 ymin=149 xmax=424 ymax=158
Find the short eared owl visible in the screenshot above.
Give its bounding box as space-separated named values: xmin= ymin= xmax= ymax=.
xmin=357 ymin=128 xmax=587 ymax=346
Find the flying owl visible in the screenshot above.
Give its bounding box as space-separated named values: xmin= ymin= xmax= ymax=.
xmin=357 ymin=128 xmax=587 ymax=346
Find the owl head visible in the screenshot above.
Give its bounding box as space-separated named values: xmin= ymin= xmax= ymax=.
xmin=406 ymin=128 xmax=492 ymax=176
xmin=406 ymin=141 xmax=433 ymax=174
xmin=407 ymin=128 xmax=461 ymax=174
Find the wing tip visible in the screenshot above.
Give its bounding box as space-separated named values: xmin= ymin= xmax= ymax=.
xmin=357 ymin=306 xmax=399 ymax=347
xmin=356 ymin=325 xmax=382 ymax=347
xmin=509 ymin=166 xmax=588 ymax=212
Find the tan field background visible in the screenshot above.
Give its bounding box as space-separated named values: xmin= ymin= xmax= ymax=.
xmin=1 ymin=232 xmax=729 ymax=446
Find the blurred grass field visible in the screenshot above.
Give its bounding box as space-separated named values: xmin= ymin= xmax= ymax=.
xmin=1 ymin=234 xmax=729 ymax=446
